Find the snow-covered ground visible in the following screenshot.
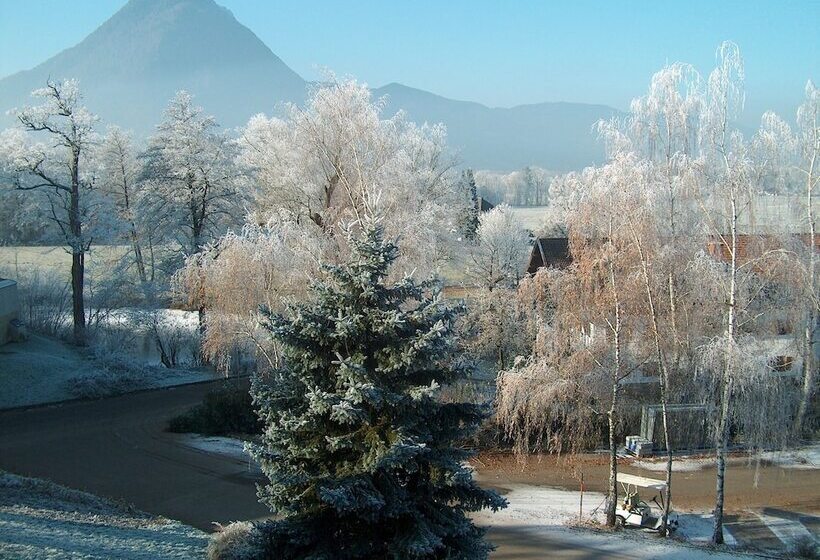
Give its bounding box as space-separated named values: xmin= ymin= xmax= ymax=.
xmin=0 ymin=333 xmax=216 ymax=409
xmin=186 ymin=436 xmax=754 ymax=555
xmin=472 ymin=485 xmax=750 ymax=559
xmin=0 ymin=471 xmax=207 ymax=559
xmin=632 ymin=444 xmax=820 ymax=472
xmin=179 ymin=435 xmax=254 ymax=466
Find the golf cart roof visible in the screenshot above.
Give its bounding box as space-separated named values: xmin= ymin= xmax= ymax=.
xmin=617 ymin=473 xmax=668 ymax=491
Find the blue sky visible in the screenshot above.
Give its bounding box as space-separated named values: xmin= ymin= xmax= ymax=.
xmin=0 ymin=0 xmax=817 ymax=122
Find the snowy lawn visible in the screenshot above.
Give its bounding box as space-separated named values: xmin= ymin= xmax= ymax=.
xmin=0 ymin=333 xmax=216 ymax=409
xmin=0 ymin=471 xmax=207 ymax=559
xmin=472 ymin=485 xmax=750 ymax=559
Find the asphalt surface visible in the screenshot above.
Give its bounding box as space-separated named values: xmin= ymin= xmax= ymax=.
xmin=0 ymin=380 xmax=269 ymax=530
xmin=0 ymin=382 xmax=749 ymax=559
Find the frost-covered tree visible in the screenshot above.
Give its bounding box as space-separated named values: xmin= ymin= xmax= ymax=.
xmin=187 ymin=81 xmax=464 ymax=371
xmin=467 ymin=204 xmax=529 ymax=290
xmin=247 ymin=223 xmax=505 ymax=559
xmin=143 ymin=91 xmax=246 ymax=334
xmin=142 ymin=91 xmax=244 ymax=258
xmin=497 ymin=155 xmax=645 ymax=528
xmin=457 ymin=168 xmax=479 ymax=241
xmin=99 ymin=127 xmax=149 ymax=282
xmin=474 ymin=166 xmax=551 ymax=206
xmin=794 ymin=81 xmax=819 ymax=437
xmin=1 ymin=79 xmax=100 ymax=344
xmin=239 ymin=78 xmax=461 ymax=275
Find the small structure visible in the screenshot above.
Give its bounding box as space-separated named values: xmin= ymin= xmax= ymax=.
xmin=0 ymin=278 xmax=19 ymax=344
xmin=526 ymin=237 xmax=571 ymax=274
xmin=476 ymin=196 xmax=495 ymax=214
xmin=640 ymin=404 xmax=710 ymax=451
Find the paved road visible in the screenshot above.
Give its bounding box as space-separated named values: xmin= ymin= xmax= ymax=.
xmin=0 ymin=383 xmax=749 ymax=559
xmin=0 ymin=380 xmax=269 ymax=530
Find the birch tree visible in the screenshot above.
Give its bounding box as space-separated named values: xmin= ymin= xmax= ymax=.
xmin=597 ymin=61 xmax=707 ymax=535
xmin=497 ymin=155 xmax=642 ymax=528
xmin=794 ymin=81 xmax=819 ymax=436
xmin=99 ymin=127 xmax=148 ymax=282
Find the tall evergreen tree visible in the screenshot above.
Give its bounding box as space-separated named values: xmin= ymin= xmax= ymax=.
xmin=249 ymin=223 xmax=505 ymax=559
xmin=458 ymin=169 xmax=480 ymax=242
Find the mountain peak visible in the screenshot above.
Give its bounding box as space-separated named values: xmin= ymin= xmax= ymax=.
xmin=0 ymin=0 xmax=615 ymax=171
xmin=0 ymin=0 xmax=306 ymax=133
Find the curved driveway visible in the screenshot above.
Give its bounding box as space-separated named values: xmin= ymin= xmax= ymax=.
xmin=0 ymin=383 xmax=755 ymax=559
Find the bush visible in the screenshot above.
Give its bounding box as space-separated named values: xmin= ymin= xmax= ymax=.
xmin=208 ymin=522 xmax=265 ymax=560
xmin=168 ymin=384 xmax=261 ymax=436
xmin=792 ymin=535 xmax=819 ymax=559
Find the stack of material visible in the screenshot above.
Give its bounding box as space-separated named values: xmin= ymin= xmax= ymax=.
xmin=625 ymin=435 xmax=654 ymax=457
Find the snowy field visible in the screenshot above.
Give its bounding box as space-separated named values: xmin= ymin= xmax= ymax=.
xmin=0 ymin=332 xmax=216 ymax=409
xmin=0 ymin=471 xmax=207 ymax=559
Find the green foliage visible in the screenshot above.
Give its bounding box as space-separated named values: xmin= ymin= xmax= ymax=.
xmin=249 ymin=223 xmax=505 ymax=559
xmin=168 ymin=384 xmax=262 ymax=436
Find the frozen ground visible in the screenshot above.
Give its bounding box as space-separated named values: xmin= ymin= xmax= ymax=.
xmin=632 ymin=444 xmax=820 ymax=472
xmin=472 ymin=485 xmax=751 ymax=559
xmin=179 ymin=435 xmax=254 ymax=465
xmin=188 ymin=436 xmax=750 ymax=555
xmin=0 ymin=333 xmax=215 ymax=409
xmin=0 ymin=471 xmax=207 ymax=559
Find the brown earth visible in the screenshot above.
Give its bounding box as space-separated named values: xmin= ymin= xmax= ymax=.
xmin=471 ymin=451 xmax=820 ymax=515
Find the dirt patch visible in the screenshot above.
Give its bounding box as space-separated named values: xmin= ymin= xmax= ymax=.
xmin=471 ymin=451 xmax=820 ymax=515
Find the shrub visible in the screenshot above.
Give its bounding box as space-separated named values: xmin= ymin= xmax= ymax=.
xmin=792 ymin=535 xmax=819 ymax=560
xmin=168 ymin=384 xmax=261 ymax=436
xmin=207 ymin=522 xmax=265 ymax=560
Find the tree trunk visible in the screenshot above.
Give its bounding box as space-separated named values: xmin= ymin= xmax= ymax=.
xmin=633 ymin=231 xmax=674 ymax=535
xmin=795 ymin=153 xmax=816 ymax=438
xmin=713 ymin=194 xmax=738 ymax=546
xmin=606 ymin=271 xmax=621 ymax=527
xmin=71 ymin=250 xmax=85 ymax=345
xmin=69 ymin=148 xmax=86 ymax=346
xmin=130 ymin=227 xmax=147 ymax=283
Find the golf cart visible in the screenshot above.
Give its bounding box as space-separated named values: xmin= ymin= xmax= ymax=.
xmin=615 ymin=473 xmax=678 ymax=534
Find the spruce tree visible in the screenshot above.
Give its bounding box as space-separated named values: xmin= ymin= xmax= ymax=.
xmin=249 ymin=223 xmax=505 ymax=559
xmin=458 ymin=169 xmax=480 ymax=242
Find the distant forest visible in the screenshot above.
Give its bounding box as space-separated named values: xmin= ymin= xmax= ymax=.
xmin=475 ymin=166 xmax=551 ymax=207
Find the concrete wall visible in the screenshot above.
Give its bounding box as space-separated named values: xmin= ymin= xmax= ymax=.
xmin=0 ymin=279 xmax=19 ymax=344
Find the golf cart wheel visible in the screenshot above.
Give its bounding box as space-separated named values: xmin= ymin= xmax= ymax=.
xmin=615 ymin=516 xmax=626 ymax=529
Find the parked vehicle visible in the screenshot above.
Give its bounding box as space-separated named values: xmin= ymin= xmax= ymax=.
xmin=615 ymin=473 xmax=678 ymax=534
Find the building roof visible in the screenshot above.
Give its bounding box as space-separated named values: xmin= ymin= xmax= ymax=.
xmin=526 ymin=237 xmax=571 ymax=274
xmin=477 ymin=196 xmax=495 ymax=213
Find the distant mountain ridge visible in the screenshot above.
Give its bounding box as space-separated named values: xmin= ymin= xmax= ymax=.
xmin=0 ymin=0 xmax=619 ymax=171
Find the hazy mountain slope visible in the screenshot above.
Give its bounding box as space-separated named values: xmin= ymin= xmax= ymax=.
xmin=0 ymin=0 xmax=618 ymax=171
xmin=374 ymin=83 xmax=618 ymax=171
xmin=0 ymin=0 xmax=306 ymax=134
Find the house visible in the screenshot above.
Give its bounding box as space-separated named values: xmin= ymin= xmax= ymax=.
xmin=476 ymin=196 xmax=495 ymax=214
xmin=0 ymin=278 xmax=19 ymax=344
xmin=525 ymin=237 xmax=571 ymax=274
